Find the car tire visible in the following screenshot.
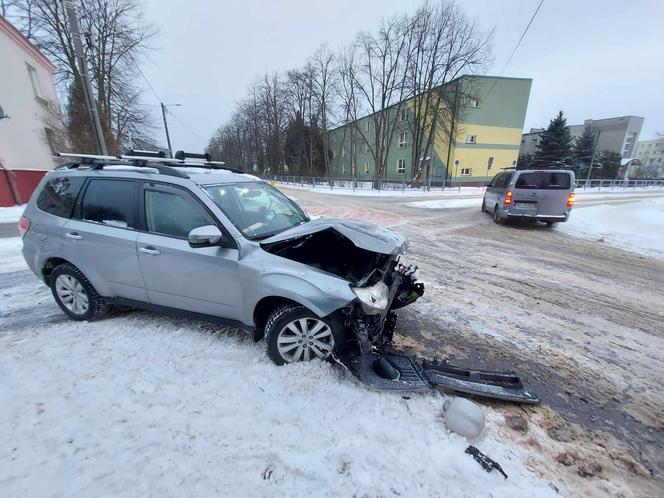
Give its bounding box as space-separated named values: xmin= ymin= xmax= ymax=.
xmin=493 ymin=206 xmax=504 ymax=225
xmin=481 ymin=198 xmax=486 ymax=213
xmin=263 ymin=304 xmax=345 ymax=366
xmin=50 ymin=263 xmax=109 ymax=321
xmin=545 ymin=221 xmax=554 ymax=228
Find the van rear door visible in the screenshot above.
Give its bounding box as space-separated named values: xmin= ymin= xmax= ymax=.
xmin=512 ymin=171 xmax=573 ymax=216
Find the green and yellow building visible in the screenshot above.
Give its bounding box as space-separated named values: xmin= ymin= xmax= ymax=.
xmin=329 ymin=75 xmax=532 ymax=185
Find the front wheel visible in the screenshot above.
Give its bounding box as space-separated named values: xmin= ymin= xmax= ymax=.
xmin=263 ymin=304 xmax=344 ymax=365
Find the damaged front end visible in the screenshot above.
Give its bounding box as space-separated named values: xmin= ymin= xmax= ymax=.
xmin=347 ymin=262 xmax=424 ymax=353
xmin=261 ymin=218 xmax=539 ymax=404
xmin=260 ymin=218 xmax=425 ymax=352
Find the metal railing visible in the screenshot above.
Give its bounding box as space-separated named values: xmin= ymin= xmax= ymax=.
xmin=266 ymin=175 xmax=471 ymax=192
xmin=575 ymin=179 xmax=664 ymax=190
xmin=268 ymin=175 xmax=664 ymax=193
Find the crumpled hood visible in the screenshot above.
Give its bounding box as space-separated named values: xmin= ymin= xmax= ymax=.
xmin=260 ymin=218 xmax=408 ymax=255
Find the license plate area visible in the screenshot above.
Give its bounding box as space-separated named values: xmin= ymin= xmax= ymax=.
xmin=514 ymin=201 xmax=537 ymax=208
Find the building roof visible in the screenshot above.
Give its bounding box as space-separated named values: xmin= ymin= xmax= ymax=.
xmin=0 ymin=16 xmax=56 ymax=73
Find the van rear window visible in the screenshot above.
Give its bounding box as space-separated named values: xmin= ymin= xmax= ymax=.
xmin=514 ymin=172 xmax=571 ymax=190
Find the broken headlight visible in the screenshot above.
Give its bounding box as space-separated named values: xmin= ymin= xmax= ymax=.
xmin=351 ymin=281 xmax=389 ymax=315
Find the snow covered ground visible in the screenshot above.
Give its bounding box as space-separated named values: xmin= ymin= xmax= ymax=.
xmin=0 ymin=204 xmax=25 ymax=223
xmin=0 ymin=238 xmax=558 ymax=497
xmin=275 ymin=181 xmax=664 ymax=198
xmin=558 ymin=197 xmax=664 ymax=259
xmin=274 ymin=182 xmax=486 ymax=197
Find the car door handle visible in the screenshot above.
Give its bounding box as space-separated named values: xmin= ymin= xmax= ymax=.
xmin=65 ymin=232 xmax=82 ymax=240
xmin=139 ymin=246 xmax=161 ymax=255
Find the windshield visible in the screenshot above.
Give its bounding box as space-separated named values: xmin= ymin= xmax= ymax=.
xmin=203 ymin=181 xmax=309 ymax=239
xmin=514 ymin=172 xmax=572 ymax=190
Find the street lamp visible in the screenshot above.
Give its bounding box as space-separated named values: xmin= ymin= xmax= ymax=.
xmin=161 ymin=103 xmax=182 ymax=158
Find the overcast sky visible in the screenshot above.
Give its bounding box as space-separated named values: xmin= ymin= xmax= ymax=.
xmin=141 ymin=0 xmax=664 ymax=152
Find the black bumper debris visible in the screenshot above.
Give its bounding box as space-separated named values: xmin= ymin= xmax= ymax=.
xmin=337 ymin=351 xmax=540 ymax=405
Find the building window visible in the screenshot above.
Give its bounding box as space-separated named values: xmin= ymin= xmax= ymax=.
xmin=330 ymin=150 xmax=334 ymax=160
xmin=365 ymin=142 xmax=370 ymax=154
xmin=364 ymin=161 xmax=369 ymax=175
xmin=398 ymin=131 xmax=407 ymax=149
xmin=396 ymin=158 xmax=405 ymax=175
xmin=465 ymin=135 xmax=476 ymax=144
xmin=460 ymin=168 xmax=471 ymax=176
xmin=26 ymin=63 xmax=43 ymax=100
xmin=399 ymin=109 xmax=407 ymax=121
xmin=341 ymin=147 xmax=345 ymax=158
xmin=365 ymin=121 xmax=370 ymax=132
xmin=342 ymin=164 xmax=346 ymax=175
xmin=469 ymin=98 xmax=480 ymax=108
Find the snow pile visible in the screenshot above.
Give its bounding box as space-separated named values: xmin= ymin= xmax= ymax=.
xmin=0 ymin=237 xmax=26 ymax=274
xmin=0 ymin=239 xmax=558 ymax=497
xmin=559 ymin=197 xmax=664 ymax=259
xmin=0 ymin=204 xmax=25 ymax=223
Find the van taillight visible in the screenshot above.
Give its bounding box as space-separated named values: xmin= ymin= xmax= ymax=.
xmin=18 ymin=216 xmax=31 ymax=237
xmin=504 ymin=191 xmax=513 ymax=205
xmin=567 ymin=193 xmax=576 ymax=207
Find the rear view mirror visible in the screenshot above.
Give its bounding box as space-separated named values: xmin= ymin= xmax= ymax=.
xmin=188 ymin=225 xmax=223 ymax=248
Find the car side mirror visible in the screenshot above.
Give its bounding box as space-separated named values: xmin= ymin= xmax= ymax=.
xmin=188 ymin=225 xmax=225 ymax=248
xmin=484 ymin=181 xmax=491 ymax=187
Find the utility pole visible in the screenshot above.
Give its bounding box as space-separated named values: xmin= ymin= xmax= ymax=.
xmin=161 ymin=103 xmax=173 ymax=158
xmin=63 ymin=0 xmax=107 ymax=155
xmin=586 ymin=129 xmax=602 ymax=181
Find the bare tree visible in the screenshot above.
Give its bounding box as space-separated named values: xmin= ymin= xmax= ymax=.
xmin=309 ymin=46 xmax=337 ymax=176
xmin=5 ymin=0 xmax=157 ymax=153
xmin=348 ymin=14 xmax=412 ymax=182
xmin=404 ymin=1 xmax=491 ymax=184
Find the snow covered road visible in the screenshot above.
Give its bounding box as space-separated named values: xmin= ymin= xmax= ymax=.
xmin=0 ymin=239 xmax=557 ymax=497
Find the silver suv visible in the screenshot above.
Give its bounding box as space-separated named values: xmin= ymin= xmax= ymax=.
xmin=20 ymin=153 xmax=424 ymax=365
xmin=482 ymin=168 xmax=576 ymax=226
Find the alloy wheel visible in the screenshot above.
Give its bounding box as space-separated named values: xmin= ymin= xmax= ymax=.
xmin=54 ymin=274 xmax=89 ymax=316
xmin=276 ymin=317 xmax=335 ymax=363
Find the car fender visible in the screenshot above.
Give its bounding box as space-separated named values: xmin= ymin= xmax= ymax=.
xmin=34 ymin=235 xmax=112 ymax=296
xmin=242 ymin=271 xmax=356 ymax=325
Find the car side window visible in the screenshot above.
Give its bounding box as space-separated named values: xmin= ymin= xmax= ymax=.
xmin=80 ymin=179 xmax=137 ymax=229
xmin=496 ymin=173 xmax=512 ymax=189
xmin=37 ymin=176 xmax=85 ymax=218
xmin=144 ymin=189 xmax=214 ymax=239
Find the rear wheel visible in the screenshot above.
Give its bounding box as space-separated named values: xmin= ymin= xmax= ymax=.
xmin=481 ymin=198 xmax=486 ymax=213
xmin=50 ymin=263 xmax=109 ymax=321
xmin=263 ymin=304 xmax=343 ymax=365
xmin=493 ymin=206 xmax=503 ymax=225
xmin=545 ymin=221 xmax=554 ymax=228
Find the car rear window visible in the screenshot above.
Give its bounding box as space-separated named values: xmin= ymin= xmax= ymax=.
xmin=514 ymin=172 xmax=571 ymax=190
xmin=36 ymin=176 xmax=85 ymax=218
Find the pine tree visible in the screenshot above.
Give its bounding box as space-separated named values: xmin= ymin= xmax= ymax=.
xmin=532 ymin=110 xmax=573 ymax=167
xmin=573 ymin=125 xmax=596 ymax=175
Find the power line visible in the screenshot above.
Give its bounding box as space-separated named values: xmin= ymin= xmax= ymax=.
xmin=133 ymin=58 xmax=208 ymax=146
xmin=483 ymin=0 xmax=544 ymax=100
xmin=498 ymin=0 xmax=544 ymax=77
xmin=166 ymin=108 xmax=208 ymax=144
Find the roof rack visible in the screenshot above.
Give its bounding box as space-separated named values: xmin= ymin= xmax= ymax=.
xmin=54 ymin=151 xmax=245 ymax=177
